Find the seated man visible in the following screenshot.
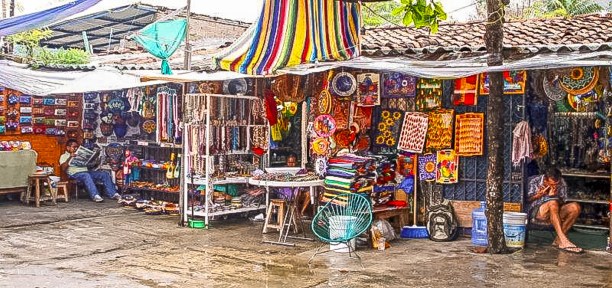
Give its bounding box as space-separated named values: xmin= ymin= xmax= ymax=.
xmin=527 ymin=167 xmax=583 ymax=253
xmin=60 ymin=139 xmax=120 ymax=202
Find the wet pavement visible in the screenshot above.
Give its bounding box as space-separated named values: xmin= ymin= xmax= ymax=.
xmin=1 ymin=199 xmax=611 ymax=288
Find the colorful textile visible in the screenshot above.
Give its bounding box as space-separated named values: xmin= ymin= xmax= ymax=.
xmin=418 ymin=153 xmax=437 ymax=182
xmin=214 ymin=0 xmax=360 ymax=75
xmin=132 ymin=19 xmax=187 ymax=75
xmin=381 ymin=72 xmax=417 ymax=98
xmin=453 ymin=75 xmax=478 ymax=106
xmin=479 ymin=71 xmax=527 ymax=95
xmin=436 ymin=149 xmax=459 ymax=184
xmin=416 ymin=78 xmax=442 ymax=111
xmin=397 ymin=112 xmax=429 ymax=153
xmin=426 ymin=109 xmax=454 ymax=150
xmin=454 ymin=113 xmax=484 ymax=156
xmin=0 ymin=0 xmax=102 ymax=37
xmin=356 ymin=73 xmax=381 ymax=106
xmin=372 ymin=110 xmax=403 ymax=152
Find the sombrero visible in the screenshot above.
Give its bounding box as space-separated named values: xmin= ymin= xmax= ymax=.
xmin=223 ymin=78 xmax=248 ymax=95
xmin=331 ymin=72 xmax=357 ymax=97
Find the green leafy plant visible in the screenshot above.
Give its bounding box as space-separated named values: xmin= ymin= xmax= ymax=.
xmin=5 ymin=28 xmax=53 ymax=58
xmin=392 ymin=0 xmax=447 ymax=33
xmin=33 ymin=47 xmax=90 ymax=66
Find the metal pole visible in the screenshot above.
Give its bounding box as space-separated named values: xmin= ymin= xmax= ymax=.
xmin=183 ymin=0 xmax=192 ymax=70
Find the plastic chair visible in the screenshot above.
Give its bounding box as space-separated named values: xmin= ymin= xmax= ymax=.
xmin=309 ymin=192 xmax=373 ymax=263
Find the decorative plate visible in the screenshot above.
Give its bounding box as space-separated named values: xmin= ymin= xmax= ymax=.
xmin=223 ymin=78 xmax=248 ymax=95
xmin=317 ymin=90 xmax=332 ymax=114
xmin=312 ymin=138 xmax=330 ymax=156
xmin=107 ymin=98 xmax=127 ymax=113
xmin=142 ymin=120 xmax=156 ymax=134
xmin=542 ymin=75 xmax=565 ymax=101
xmin=313 ymin=114 xmax=337 ymax=138
xmin=559 ymin=67 xmax=599 ymax=95
xmin=314 ymin=157 xmax=328 ymax=177
xmin=331 ymin=72 xmax=357 ymax=97
xmin=198 ymin=82 xmax=222 ymax=94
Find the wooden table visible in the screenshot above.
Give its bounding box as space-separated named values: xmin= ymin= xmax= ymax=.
xmin=248 ymin=178 xmax=324 ymax=246
xmin=373 ymin=206 xmax=410 ymax=231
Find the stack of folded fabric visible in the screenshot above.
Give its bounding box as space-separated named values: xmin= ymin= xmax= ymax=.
xmin=322 ymin=154 xmax=376 ymax=205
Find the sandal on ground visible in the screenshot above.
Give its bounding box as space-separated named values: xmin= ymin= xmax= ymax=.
xmin=556 ymin=246 xmax=584 ymax=254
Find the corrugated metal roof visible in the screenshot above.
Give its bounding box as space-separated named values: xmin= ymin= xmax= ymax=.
xmin=42 ymin=4 xmax=157 ymax=52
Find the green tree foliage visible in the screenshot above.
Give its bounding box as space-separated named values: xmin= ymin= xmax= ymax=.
xmin=392 ymin=0 xmax=447 ymax=33
xmin=529 ymin=0 xmax=604 ymax=17
xmin=362 ymin=1 xmax=403 ymax=27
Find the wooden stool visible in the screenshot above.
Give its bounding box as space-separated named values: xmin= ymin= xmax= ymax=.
xmin=262 ymin=199 xmax=285 ymax=233
xmin=24 ymin=174 xmax=56 ymax=207
xmin=55 ymin=181 xmax=69 ymax=202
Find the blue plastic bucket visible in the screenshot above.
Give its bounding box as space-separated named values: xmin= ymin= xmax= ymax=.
xmin=503 ymin=212 xmax=527 ymax=248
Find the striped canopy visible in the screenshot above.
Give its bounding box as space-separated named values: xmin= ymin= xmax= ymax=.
xmin=214 ymin=0 xmax=361 ymax=75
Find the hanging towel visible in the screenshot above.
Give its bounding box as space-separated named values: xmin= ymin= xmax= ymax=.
xmin=512 ymin=121 xmax=532 ymax=167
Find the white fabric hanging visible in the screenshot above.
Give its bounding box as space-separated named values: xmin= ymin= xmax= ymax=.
xmin=512 ymin=120 xmax=532 ymax=167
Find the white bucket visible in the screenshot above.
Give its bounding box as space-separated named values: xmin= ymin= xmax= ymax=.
xmin=503 ymin=212 xmax=528 ymax=248
xmin=329 ymin=215 xmax=357 ymax=253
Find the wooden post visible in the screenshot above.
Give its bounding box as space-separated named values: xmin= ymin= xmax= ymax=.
xmin=485 ymin=0 xmax=509 ymax=253
xmin=183 ymin=0 xmax=192 ymax=71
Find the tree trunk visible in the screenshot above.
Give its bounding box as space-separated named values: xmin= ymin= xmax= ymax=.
xmin=2 ymin=0 xmax=6 ymax=18
xmin=484 ymin=0 xmax=508 ymax=253
xmin=9 ymin=0 xmax=14 ymax=17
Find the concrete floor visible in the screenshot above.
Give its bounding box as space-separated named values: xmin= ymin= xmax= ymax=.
xmin=1 ymin=199 xmax=611 ymax=288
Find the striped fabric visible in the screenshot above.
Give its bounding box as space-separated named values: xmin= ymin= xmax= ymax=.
xmin=214 ymin=0 xmax=361 ymax=75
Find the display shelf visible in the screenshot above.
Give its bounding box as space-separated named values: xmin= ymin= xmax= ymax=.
xmin=183 ymin=92 xmax=269 ymax=226
xmin=560 ymin=170 xmax=609 ymax=179
xmin=138 ymin=166 xmax=168 ymax=172
xmin=131 ymin=140 xmax=182 ymax=149
xmin=566 ymin=198 xmax=609 ymax=205
xmin=573 ymin=224 xmax=610 ymax=231
xmin=186 ymin=206 xmax=266 ymax=218
xmin=187 ymin=176 xmax=250 ymax=186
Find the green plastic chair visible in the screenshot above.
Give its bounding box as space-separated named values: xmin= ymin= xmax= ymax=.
xmin=310 ymin=192 xmax=373 ymax=262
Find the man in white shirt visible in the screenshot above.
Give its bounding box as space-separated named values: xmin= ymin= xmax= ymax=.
xmin=59 ymin=139 xmax=120 ymax=202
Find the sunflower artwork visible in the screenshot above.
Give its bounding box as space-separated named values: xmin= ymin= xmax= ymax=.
xmin=436 ymin=149 xmax=459 ymax=184
xmin=426 ymin=109 xmax=454 ymax=150
xmin=372 ymin=110 xmax=403 ymax=154
xmin=418 ymin=153 xmax=437 ymax=182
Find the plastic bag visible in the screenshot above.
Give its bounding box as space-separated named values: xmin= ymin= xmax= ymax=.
xmin=372 ymin=219 xmax=396 ymax=242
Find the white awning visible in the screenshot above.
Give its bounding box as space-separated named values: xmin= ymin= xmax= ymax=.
xmin=0 ymin=60 xmax=166 ymax=95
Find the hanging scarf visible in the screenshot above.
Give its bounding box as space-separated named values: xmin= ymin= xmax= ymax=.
xmin=264 ymin=89 xmax=278 ymax=125
xmin=512 ymin=120 xmax=532 ymax=167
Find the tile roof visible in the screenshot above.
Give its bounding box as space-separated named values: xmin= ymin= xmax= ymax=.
xmin=361 ymin=13 xmax=612 ymax=57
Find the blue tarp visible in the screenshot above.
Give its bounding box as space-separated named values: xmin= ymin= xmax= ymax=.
xmin=0 ymin=0 xmax=102 ymax=36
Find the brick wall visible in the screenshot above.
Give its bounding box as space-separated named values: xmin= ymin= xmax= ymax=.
xmin=0 ymin=134 xmax=65 ymax=175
